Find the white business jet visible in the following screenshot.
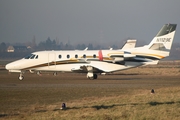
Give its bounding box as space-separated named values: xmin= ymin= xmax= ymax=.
xmin=6 ymin=24 xmax=177 ymax=80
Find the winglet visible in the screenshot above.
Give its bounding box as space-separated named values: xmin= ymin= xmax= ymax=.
xmin=122 ymin=39 xmax=136 ymax=49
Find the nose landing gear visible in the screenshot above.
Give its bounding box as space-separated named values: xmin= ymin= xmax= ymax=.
xmin=19 ymin=72 xmax=24 ymax=80
xmin=19 ymin=75 xmax=24 ymax=80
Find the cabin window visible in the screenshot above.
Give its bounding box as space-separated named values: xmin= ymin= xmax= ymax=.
xmin=93 ymin=54 xmax=96 ymax=58
xmin=75 ymin=54 xmax=78 ymax=58
xmin=83 ymin=54 xmax=86 ymax=58
xmin=59 ymin=55 xmax=62 ymax=59
xmin=67 ymin=54 xmax=70 ymax=58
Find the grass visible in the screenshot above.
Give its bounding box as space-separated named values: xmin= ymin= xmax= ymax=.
xmin=3 ymin=87 xmax=179 ymax=120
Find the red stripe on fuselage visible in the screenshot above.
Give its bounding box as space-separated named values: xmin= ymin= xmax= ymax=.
xmin=98 ymin=50 xmax=103 ymax=61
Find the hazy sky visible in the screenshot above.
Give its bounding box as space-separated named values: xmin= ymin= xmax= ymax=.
xmin=0 ymin=0 xmax=180 ymax=46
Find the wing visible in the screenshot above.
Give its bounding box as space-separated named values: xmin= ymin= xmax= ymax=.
xmin=71 ymin=65 xmax=103 ymax=73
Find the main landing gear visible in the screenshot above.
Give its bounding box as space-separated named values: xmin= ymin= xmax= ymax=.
xmin=86 ymin=66 xmax=98 ymax=80
xmin=53 ymin=72 xmax=57 ymax=76
xmin=87 ymin=73 xmax=98 ymax=80
xmin=87 ymin=72 xmax=98 ymax=80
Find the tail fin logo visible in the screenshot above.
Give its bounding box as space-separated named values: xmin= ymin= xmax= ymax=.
xmin=156 ymin=38 xmax=171 ymax=42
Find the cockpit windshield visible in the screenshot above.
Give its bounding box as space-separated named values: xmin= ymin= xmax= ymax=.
xmin=24 ymin=54 xmax=38 ymax=59
xmin=30 ymin=54 xmax=36 ymax=59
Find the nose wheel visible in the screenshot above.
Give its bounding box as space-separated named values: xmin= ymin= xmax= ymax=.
xmin=19 ymin=76 xmax=24 ymax=80
xmin=19 ymin=72 xmax=24 ymax=80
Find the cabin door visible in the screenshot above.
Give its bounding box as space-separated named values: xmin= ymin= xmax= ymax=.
xmin=48 ymin=53 xmax=56 ymax=68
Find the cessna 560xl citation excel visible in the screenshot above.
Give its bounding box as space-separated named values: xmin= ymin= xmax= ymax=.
xmin=6 ymin=24 xmax=177 ymax=80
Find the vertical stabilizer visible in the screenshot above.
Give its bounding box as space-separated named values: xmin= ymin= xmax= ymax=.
xmin=148 ymin=24 xmax=177 ymax=51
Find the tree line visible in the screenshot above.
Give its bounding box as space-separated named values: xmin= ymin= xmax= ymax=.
xmin=0 ymin=37 xmax=119 ymax=52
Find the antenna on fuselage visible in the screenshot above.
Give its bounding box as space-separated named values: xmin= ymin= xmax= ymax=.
xmin=84 ymin=47 xmax=88 ymax=51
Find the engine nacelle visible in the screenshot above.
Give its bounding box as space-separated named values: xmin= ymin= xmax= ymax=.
xmin=110 ymin=52 xmax=136 ymax=63
xmin=124 ymin=54 xmax=136 ymax=58
xmin=113 ymin=57 xmax=124 ymax=63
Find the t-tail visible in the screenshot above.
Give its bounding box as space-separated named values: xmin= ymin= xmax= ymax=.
xmin=148 ymin=24 xmax=177 ymax=56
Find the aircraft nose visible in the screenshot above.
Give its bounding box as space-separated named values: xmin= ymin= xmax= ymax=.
xmin=5 ymin=63 xmax=13 ymax=70
xmin=5 ymin=60 xmax=24 ymax=70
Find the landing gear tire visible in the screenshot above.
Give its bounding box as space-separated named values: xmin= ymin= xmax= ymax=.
xmin=87 ymin=74 xmax=98 ymax=80
xmin=19 ymin=76 xmax=24 ymax=81
xmin=93 ymin=74 xmax=98 ymax=79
